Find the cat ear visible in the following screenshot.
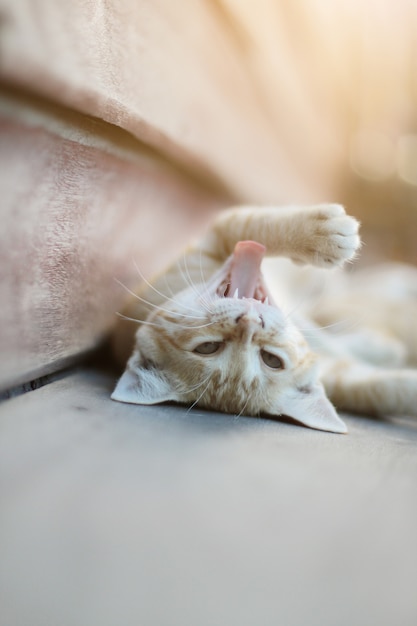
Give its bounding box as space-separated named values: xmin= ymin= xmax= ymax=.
xmin=274 ymin=384 xmax=348 ymax=434
xmin=111 ymin=362 xmax=180 ymax=405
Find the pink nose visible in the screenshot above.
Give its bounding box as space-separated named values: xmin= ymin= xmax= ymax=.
xmin=235 ymin=308 xmax=264 ymax=328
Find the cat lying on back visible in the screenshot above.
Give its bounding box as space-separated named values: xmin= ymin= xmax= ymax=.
xmin=111 ymin=204 xmax=417 ymax=433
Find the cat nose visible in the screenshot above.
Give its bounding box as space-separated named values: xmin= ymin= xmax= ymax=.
xmin=235 ymin=308 xmax=263 ymax=327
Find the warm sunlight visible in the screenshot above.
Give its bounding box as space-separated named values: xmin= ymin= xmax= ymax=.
xmin=220 ymin=0 xmax=417 ymax=188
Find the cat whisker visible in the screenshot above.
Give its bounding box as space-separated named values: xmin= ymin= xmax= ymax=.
xmin=178 ymin=374 xmax=212 ymax=394
xmin=176 ymin=258 xmax=211 ymax=312
xmin=234 ymin=394 xmax=251 ymax=420
xmin=186 ymin=376 xmax=213 ymax=414
xmin=198 ymin=249 xmax=211 ymax=301
xmin=198 ymin=287 xmax=217 ymax=311
xmin=131 ymin=258 xmax=204 ymax=315
xmin=178 ymin=321 xmax=216 ymax=329
xmin=283 ymin=294 xmax=313 ymax=322
xmin=115 ymin=312 xmax=163 ymax=328
xmin=199 ymin=248 xmax=220 ymax=310
xmin=283 ymin=266 xmax=336 ymax=322
xmin=132 ymin=259 xmax=167 ymax=299
xmin=115 ymin=311 xmax=214 ymax=331
xmin=114 ymin=278 xmax=207 ymax=320
xmin=199 ymin=286 xmax=216 ymax=312
xmin=180 ymin=253 xmax=214 ymax=313
xmin=179 ymin=253 xmax=201 ymax=297
xmin=163 ymin=273 xmax=176 ymax=298
xmin=298 ymin=317 xmax=362 ymax=336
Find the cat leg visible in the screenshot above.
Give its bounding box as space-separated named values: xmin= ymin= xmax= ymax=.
xmin=112 ymin=204 xmax=359 ymax=365
xmin=311 ymin=293 xmax=417 ymax=366
xmin=330 ymin=329 xmax=407 ymax=367
xmin=200 ymin=204 xmax=361 ymax=268
xmin=120 ymin=202 xmax=360 ymax=332
xmin=321 ymin=359 xmax=417 ymax=417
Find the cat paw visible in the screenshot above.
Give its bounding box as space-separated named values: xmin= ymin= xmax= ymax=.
xmin=293 ymin=204 xmax=361 ymax=268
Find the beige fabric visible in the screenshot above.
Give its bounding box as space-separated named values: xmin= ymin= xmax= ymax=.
xmin=0 ymin=109 xmax=220 ymax=391
xmin=0 ymin=0 xmax=324 ymax=202
xmin=2 ymin=0 xmax=416 ymax=200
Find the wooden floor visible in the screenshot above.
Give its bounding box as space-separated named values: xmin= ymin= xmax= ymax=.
xmin=1 ymin=367 xmax=417 ymax=626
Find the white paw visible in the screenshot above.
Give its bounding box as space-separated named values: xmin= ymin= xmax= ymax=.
xmin=293 ymin=204 xmax=361 ymax=268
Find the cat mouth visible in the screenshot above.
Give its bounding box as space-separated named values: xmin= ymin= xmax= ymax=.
xmin=216 ymin=240 xmax=273 ymax=304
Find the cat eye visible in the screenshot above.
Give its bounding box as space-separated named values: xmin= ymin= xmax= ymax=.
xmin=260 ymin=349 xmax=284 ymax=369
xmin=193 ymin=341 xmax=223 ymax=355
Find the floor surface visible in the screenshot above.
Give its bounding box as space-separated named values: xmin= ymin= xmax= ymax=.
xmin=1 ymin=368 xmax=416 ymax=626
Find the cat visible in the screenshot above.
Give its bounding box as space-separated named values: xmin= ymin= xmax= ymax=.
xmin=111 ymin=203 xmax=417 ymax=433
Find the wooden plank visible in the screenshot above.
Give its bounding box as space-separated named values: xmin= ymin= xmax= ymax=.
xmin=0 ymin=368 xmax=416 ymax=626
xmin=0 ymin=108 xmax=223 ymax=391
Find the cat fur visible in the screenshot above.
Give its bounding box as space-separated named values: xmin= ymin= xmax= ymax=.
xmin=111 ymin=204 xmax=417 ymax=433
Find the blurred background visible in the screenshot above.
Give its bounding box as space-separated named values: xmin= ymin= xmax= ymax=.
xmin=2 ymin=0 xmax=417 ymax=263
xmin=218 ymin=0 xmax=417 ymax=264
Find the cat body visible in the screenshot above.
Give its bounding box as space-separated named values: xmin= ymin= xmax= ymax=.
xmin=112 ymin=204 xmax=417 ymax=433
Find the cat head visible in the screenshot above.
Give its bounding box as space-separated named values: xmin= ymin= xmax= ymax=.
xmin=112 ymin=241 xmax=347 ymax=434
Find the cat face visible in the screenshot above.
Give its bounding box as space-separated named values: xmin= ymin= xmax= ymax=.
xmin=112 ymin=242 xmax=347 ymax=433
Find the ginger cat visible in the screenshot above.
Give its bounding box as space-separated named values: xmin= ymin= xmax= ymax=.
xmin=111 ymin=204 xmax=417 ymax=433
